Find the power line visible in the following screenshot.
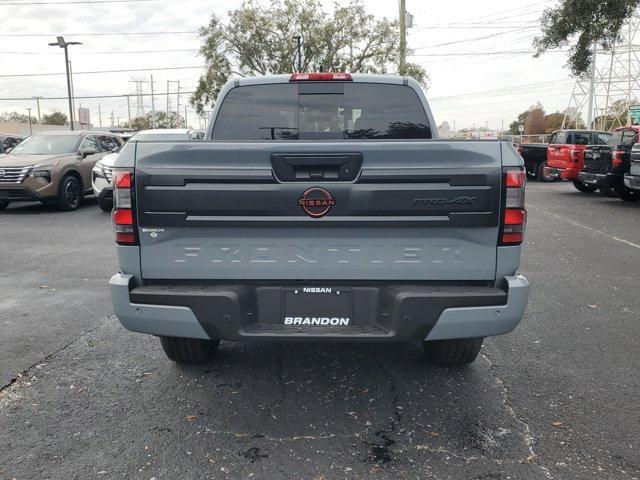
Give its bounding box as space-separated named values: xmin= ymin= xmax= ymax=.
xmin=409 ymin=49 xmax=566 ymax=57
xmin=412 ymin=26 xmax=537 ymax=50
xmin=0 ymin=48 xmax=199 ymax=55
xmin=0 ymin=0 xmax=157 ymax=4
xmin=0 ymin=65 xmax=203 ymax=78
xmin=0 ymin=30 xmax=198 ymax=37
xmin=0 ymin=91 xmax=197 ymax=101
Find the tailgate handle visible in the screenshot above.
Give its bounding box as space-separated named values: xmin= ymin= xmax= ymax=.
xmin=271 ymin=153 xmax=362 ymax=182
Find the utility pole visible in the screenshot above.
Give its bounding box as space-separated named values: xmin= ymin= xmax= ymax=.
xmin=98 ymin=103 xmax=102 ymax=127
xmin=32 ymin=96 xmax=42 ymax=124
xmin=166 ymin=80 xmax=170 ymax=127
xmin=126 ymin=95 xmax=131 ymax=122
xmin=399 ymin=0 xmax=407 ymax=73
xmin=293 ymin=35 xmax=302 ymax=72
xmin=184 ymin=106 xmax=188 ymax=128
xmin=150 ymin=75 xmax=156 ymax=129
xmin=176 ymin=81 xmax=180 ymax=127
xmin=453 ymin=120 xmax=456 ymax=133
xmin=587 ymin=41 xmax=597 ymax=129
xmin=26 ymin=108 xmax=33 ymax=134
xmin=48 ymin=36 xmax=82 ymax=131
xmin=110 ymin=111 xmax=115 ymax=127
xmin=629 ymin=20 xmax=633 ymax=126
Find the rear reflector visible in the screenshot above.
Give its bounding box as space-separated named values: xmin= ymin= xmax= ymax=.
xmin=289 ymin=72 xmax=353 ymax=82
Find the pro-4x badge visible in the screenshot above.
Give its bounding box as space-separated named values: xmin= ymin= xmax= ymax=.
xmin=298 ymin=187 xmax=335 ymax=218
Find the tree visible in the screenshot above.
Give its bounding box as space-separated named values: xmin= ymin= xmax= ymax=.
xmin=534 ymin=0 xmax=639 ymax=76
xmin=123 ymin=111 xmax=185 ymax=130
xmin=525 ymin=103 xmax=546 ymax=135
xmin=544 ymin=112 xmax=565 ymax=133
xmin=191 ymin=0 xmax=428 ymax=113
xmin=0 ymin=111 xmax=35 ymax=124
xmin=508 ymin=110 xmax=529 ymax=135
xmin=42 ymin=111 xmax=68 ymax=125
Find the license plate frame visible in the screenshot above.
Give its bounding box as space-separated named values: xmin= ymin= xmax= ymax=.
xmin=282 ymin=288 xmax=353 ymax=326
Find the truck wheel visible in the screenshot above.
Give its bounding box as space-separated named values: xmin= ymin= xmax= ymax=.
xmin=614 ymin=186 xmax=640 ymax=202
xmin=0 ymin=200 xmax=9 ymax=211
xmin=599 ymin=186 xmax=616 ymax=197
xmin=160 ymin=336 xmax=220 ymax=364
xmin=536 ymin=162 xmax=553 ymax=182
xmin=423 ymin=337 xmax=483 ymax=367
xmin=57 ymin=175 xmax=82 ymax=211
xmin=572 ymin=180 xmax=598 ymax=193
xmin=97 ymin=194 xmax=113 ymax=212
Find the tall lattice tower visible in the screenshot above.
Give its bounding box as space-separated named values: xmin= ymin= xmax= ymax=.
xmin=129 ymin=78 xmax=147 ymax=117
xmin=562 ymin=13 xmax=640 ymax=130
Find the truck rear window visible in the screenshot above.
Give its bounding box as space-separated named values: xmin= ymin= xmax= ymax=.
xmin=211 ymin=83 xmax=431 ymax=140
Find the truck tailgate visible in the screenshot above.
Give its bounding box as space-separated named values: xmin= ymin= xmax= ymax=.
xmin=134 ymin=141 xmax=504 ymax=281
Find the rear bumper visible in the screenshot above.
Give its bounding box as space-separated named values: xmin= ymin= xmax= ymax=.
xmin=579 ymin=171 xmax=623 ymax=188
xmin=110 ymin=274 xmax=529 ymax=342
xmin=624 ymin=174 xmax=640 ymax=191
xmin=543 ymin=166 xmax=578 ymax=180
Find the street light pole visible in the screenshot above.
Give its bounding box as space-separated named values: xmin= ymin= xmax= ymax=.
xmin=32 ymin=96 xmax=42 ymax=124
xmin=48 ymin=36 xmax=82 ymax=131
xmin=26 ymin=108 xmax=33 ymax=134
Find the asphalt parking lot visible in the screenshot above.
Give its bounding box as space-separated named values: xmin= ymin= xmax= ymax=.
xmin=1 ymin=182 xmax=639 ymax=480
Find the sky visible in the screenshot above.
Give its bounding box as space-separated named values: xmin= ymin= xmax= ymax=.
xmin=0 ymin=0 xmax=575 ymax=130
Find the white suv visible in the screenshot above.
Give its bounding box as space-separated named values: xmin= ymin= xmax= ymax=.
xmin=92 ymin=129 xmax=202 ymax=211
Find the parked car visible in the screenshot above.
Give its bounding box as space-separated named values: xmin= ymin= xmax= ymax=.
xmin=0 ymin=133 xmax=25 ymax=154
xmin=0 ymin=130 xmax=122 ymax=211
xmin=516 ymin=143 xmax=552 ymax=181
xmin=92 ymin=129 xmax=201 ymax=212
xmin=624 ymin=141 xmax=640 ymax=193
xmin=543 ymin=129 xmax=612 ymax=192
xmin=109 ymin=73 xmax=529 ymax=368
xmin=579 ymin=126 xmax=640 ymax=201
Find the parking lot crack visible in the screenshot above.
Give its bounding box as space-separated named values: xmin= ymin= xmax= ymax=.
xmin=0 ymin=315 xmax=113 ymax=395
xmin=481 ymin=353 xmax=554 ymax=479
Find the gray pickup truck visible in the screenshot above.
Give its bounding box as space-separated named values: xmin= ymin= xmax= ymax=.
xmin=109 ymin=73 xmax=529 ymax=367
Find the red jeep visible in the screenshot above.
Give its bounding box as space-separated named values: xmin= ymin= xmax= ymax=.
xmin=543 ymin=129 xmax=612 ymax=192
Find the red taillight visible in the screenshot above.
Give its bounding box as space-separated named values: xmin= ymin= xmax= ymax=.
xmin=569 ymin=148 xmax=580 ymax=163
xmin=113 ymin=171 xmax=132 ymax=189
xmin=612 ymin=149 xmax=625 ymax=167
xmin=504 ymin=208 xmax=526 ymax=225
xmin=113 ymin=208 xmax=133 ymax=225
xmin=505 ymin=169 xmax=525 ymax=188
xmin=289 ymin=72 xmax=353 ymax=82
xmin=500 ymin=167 xmax=526 ymax=246
xmin=112 ymin=168 xmax=137 ymax=245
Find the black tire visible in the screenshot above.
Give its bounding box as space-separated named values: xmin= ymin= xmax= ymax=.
xmin=599 ymin=186 xmax=616 ymax=197
xmin=97 ymin=194 xmax=113 ymax=212
xmin=423 ymin=337 xmax=483 ymax=367
xmin=614 ymin=186 xmax=640 ymax=202
xmin=160 ymin=336 xmax=220 ymax=364
xmin=0 ymin=200 xmax=9 ymax=211
xmin=57 ymin=174 xmax=82 ymax=211
xmin=536 ymin=161 xmax=554 ymax=182
xmin=572 ymin=180 xmax=598 ymax=193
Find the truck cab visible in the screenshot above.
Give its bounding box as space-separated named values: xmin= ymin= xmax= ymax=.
xmin=580 ymin=126 xmax=640 ymax=201
xmin=543 ymin=129 xmax=612 ymax=192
